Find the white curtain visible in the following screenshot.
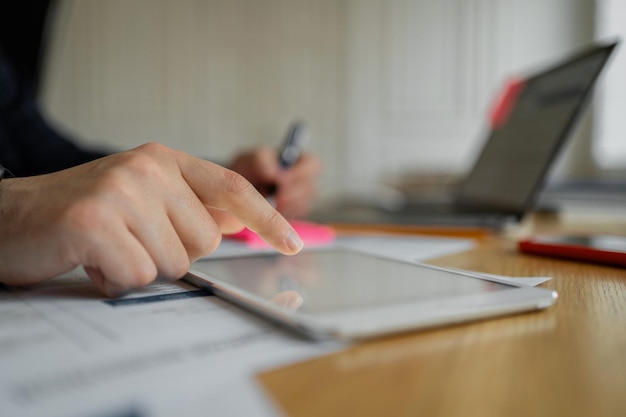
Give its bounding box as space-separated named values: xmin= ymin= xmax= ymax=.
xmin=593 ymin=0 xmax=626 ymax=169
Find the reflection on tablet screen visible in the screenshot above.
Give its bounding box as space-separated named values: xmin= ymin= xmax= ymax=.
xmin=195 ymin=250 xmax=516 ymax=315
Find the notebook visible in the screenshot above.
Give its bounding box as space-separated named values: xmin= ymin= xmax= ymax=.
xmin=311 ymin=40 xmax=619 ymax=230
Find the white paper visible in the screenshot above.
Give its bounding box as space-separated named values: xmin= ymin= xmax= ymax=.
xmin=336 ymin=235 xmax=476 ymax=262
xmin=0 ymin=270 xmax=342 ymax=417
xmin=0 ymin=234 xmax=550 ymax=417
xmin=207 ymin=234 xmax=476 ymax=261
xmin=438 ymin=267 xmax=553 ymax=287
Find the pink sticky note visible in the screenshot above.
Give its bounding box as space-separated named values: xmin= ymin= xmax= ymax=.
xmin=489 ymin=78 xmax=526 ymax=129
xmin=225 ymin=220 xmax=335 ymax=249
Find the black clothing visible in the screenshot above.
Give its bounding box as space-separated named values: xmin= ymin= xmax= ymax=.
xmin=1 ymin=0 xmax=109 ymax=177
xmin=0 ymin=50 xmax=108 ymax=177
xmin=0 ymin=0 xmax=57 ymax=95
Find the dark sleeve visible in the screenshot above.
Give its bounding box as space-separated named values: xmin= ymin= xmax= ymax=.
xmin=0 ymin=51 xmax=112 ymax=177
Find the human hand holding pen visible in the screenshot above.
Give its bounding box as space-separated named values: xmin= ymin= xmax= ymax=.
xmin=229 ymin=122 xmax=322 ymax=219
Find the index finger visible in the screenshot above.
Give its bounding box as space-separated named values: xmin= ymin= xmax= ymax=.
xmin=176 ymin=154 xmax=304 ymax=255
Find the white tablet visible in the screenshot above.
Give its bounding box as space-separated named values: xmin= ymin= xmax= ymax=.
xmin=185 ymin=249 xmax=557 ymax=340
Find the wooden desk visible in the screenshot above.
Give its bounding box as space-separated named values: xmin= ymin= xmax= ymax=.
xmin=258 ymin=214 xmax=626 ymax=417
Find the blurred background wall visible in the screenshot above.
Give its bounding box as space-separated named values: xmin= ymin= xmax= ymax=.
xmin=42 ymin=0 xmax=613 ymax=202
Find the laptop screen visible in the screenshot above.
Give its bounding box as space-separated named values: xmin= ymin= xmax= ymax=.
xmin=456 ymin=41 xmax=618 ymax=217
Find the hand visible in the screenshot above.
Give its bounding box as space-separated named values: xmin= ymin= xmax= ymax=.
xmin=0 ymin=143 xmax=304 ymax=296
xmin=229 ymin=147 xmax=322 ymax=219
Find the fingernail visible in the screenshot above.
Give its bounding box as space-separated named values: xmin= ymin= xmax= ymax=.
xmin=285 ymin=294 xmax=304 ymax=312
xmin=285 ymin=229 xmax=304 ymax=253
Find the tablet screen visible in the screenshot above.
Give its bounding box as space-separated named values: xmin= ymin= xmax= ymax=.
xmin=192 ymin=250 xmax=516 ymax=316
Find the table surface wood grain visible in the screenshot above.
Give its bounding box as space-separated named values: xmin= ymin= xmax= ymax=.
xmin=258 ymin=214 xmax=626 ymax=417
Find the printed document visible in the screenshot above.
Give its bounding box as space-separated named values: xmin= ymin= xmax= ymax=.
xmin=0 ymin=234 xmax=549 ymax=417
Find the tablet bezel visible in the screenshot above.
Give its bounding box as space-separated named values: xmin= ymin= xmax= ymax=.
xmin=185 ymin=249 xmax=557 ymax=340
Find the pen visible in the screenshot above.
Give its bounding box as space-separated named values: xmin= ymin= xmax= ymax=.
xmin=277 ymin=121 xmax=310 ymax=169
xmin=267 ymin=121 xmax=310 ymax=202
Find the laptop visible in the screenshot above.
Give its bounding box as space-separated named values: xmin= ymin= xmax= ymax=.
xmin=311 ymin=40 xmax=619 ymax=230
